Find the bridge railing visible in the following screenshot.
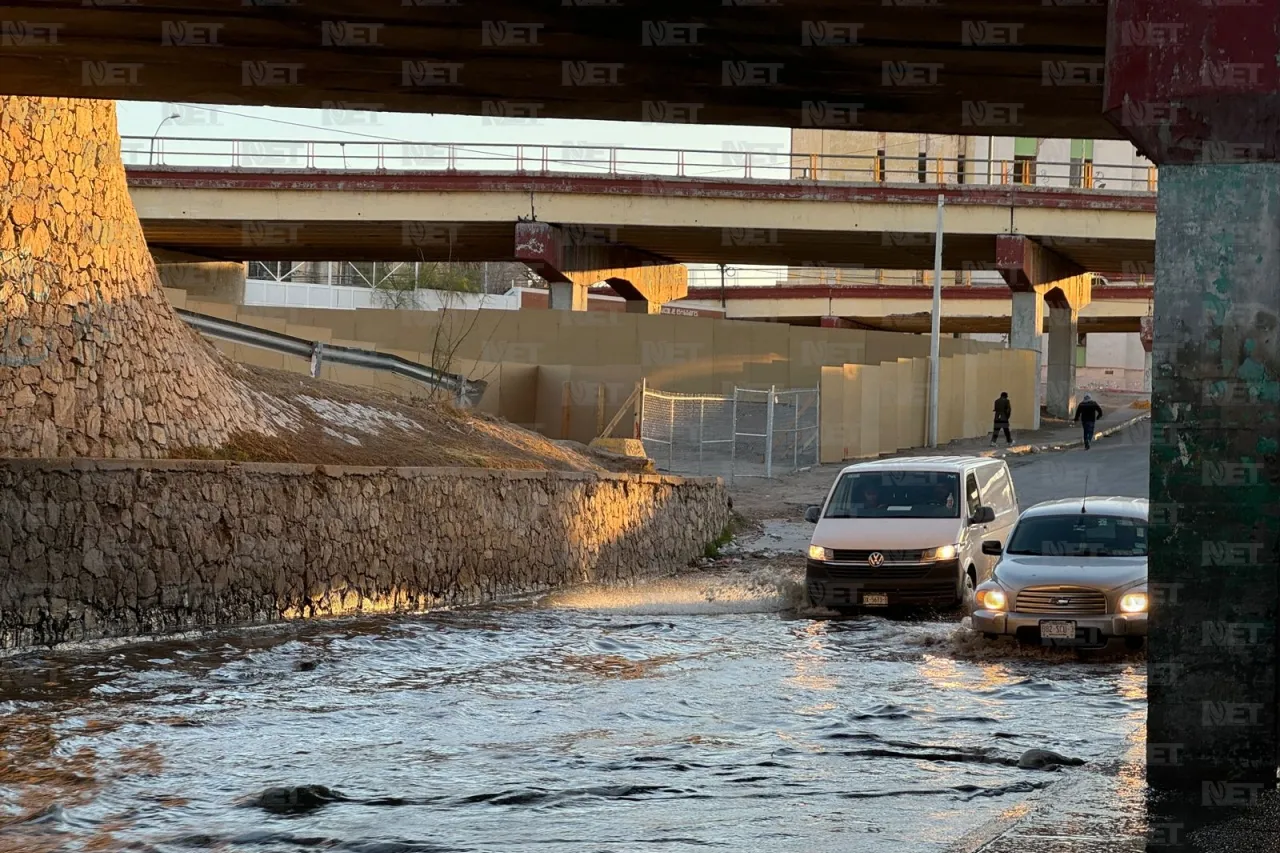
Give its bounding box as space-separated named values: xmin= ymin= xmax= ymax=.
xmin=121 ymin=136 xmax=1159 ymax=193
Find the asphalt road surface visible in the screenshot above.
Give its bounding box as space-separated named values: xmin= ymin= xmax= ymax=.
xmin=1008 ymin=419 xmax=1150 ymax=510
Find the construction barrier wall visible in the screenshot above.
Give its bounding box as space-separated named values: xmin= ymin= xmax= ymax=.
xmin=818 ymin=348 xmax=1038 ymax=464
xmin=169 ymin=290 xmax=1024 ymax=453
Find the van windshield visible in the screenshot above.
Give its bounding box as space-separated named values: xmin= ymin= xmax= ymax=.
xmin=824 ymin=472 xmax=961 ymax=519
xmin=1005 ymin=514 xmax=1148 ymax=557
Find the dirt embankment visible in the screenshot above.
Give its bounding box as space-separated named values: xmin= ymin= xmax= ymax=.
xmin=170 ymin=362 xmax=639 ymax=473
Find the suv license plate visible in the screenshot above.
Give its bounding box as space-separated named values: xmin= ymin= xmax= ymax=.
xmin=1040 ymin=620 xmax=1076 ymax=640
xmin=863 ymin=593 xmax=889 ymax=606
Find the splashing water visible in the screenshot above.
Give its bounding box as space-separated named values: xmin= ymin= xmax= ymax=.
xmin=542 ymin=567 xmax=810 ymax=616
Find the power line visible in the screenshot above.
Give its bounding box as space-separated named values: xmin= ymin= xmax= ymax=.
xmin=168 ymin=103 xmax=424 ymax=143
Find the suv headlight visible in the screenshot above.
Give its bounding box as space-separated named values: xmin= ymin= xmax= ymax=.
xmin=924 ymin=544 xmax=958 ymax=561
xmin=979 ymin=589 xmax=1007 ymax=610
xmin=1119 ymin=592 xmax=1148 ymax=613
xmin=808 ymin=545 xmax=832 ymax=561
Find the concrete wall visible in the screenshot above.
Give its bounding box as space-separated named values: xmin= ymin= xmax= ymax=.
xmin=818 ymin=348 xmax=1037 ymax=463
xmin=170 ymin=292 xmax=998 ymax=445
xmin=0 ymin=459 xmax=730 ymax=650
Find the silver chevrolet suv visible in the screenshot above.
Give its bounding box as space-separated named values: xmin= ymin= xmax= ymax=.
xmin=970 ymin=497 xmax=1148 ymax=650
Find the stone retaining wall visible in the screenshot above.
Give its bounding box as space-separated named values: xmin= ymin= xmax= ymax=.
xmin=0 ymin=460 xmax=730 ymax=649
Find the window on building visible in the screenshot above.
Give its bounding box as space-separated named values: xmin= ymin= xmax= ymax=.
xmin=874 ymin=148 xmax=886 ymax=182
xmin=1076 ymin=333 xmax=1087 ymax=367
xmin=956 ymin=153 xmax=967 ymax=185
xmin=917 ymin=151 xmax=927 ymax=183
xmin=1013 ymin=137 xmax=1037 ymax=185
xmin=1069 ymin=139 xmax=1095 ymax=188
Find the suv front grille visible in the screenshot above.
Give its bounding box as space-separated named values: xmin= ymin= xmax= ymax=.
xmin=831 ymin=549 xmax=928 ymax=563
xmin=1015 ymin=586 xmax=1108 ymax=616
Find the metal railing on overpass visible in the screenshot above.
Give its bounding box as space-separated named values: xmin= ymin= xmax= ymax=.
xmin=123 ymin=136 xmax=1159 ymax=193
xmin=176 ymin=307 xmax=488 ymax=407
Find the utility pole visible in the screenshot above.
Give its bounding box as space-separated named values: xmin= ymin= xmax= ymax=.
xmin=928 ymin=194 xmax=945 ymax=448
xmin=719 ymin=263 xmax=727 ymax=308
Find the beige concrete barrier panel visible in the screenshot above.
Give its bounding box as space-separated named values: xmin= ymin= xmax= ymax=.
xmin=819 ymin=365 xmax=846 ymax=464
xmin=859 ymin=364 xmax=882 ymax=458
xmin=878 ymin=361 xmax=901 ymax=454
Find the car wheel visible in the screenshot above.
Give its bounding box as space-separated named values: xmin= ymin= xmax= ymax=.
xmin=961 ymin=568 xmax=978 ymax=615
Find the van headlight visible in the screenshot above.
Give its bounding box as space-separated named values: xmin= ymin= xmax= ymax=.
xmin=925 ymin=544 xmax=958 ymax=561
xmin=1119 ymin=592 xmax=1148 ymax=613
xmin=808 ymin=545 xmax=833 ymax=561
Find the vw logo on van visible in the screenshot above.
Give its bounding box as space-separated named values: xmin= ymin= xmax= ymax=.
xmin=867 ymin=552 xmax=885 ymax=568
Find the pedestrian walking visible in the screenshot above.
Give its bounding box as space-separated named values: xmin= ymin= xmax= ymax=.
xmin=990 ymin=391 xmax=1012 ymax=446
xmin=1074 ymin=394 xmax=1104 ymax=449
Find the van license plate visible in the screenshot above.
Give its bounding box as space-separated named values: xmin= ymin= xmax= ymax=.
xmin=1040 ymin=620 xmax=1076 ymax=639
xmin=863 ymin=593 xmax=889 ymax=606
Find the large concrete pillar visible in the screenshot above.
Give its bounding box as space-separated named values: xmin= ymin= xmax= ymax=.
xmin=1009 ymin=290 xmax=1044 ymax=429
xmin=0 ymin=97 xmax=266 ymax=458
xmin=1044 ymin=304 xmax=1077 ymax=420
xmin=1105 ymin=0 xmax=1280 ymax=813
xmin=998 ymin=234 xmax=1091 ymax=428
xmin=547 ymin=281 xmax=587 ymax=311
xmin=155 ymin=261 xmax=247 ymax=305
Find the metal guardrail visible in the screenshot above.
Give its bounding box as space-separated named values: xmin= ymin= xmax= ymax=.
xmin=122 ymin=136 xmax=1160 ymax=193
xmin=176 ymin=308 xmax=488 ymax=407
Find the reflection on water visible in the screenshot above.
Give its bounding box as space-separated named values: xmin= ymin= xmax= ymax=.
xmin=0 ymin=571 xmax=1147 ymax=853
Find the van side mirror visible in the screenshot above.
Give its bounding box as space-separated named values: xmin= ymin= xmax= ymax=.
xmin=804 ymin=505 xmax=821 ymax=523
xmin=972 ymin=506 xmax=996 ymax=525
xmin=981 ymin=539 xmax=1003 ymax=556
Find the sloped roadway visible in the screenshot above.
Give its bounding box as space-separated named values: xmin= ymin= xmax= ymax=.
xmin=0 ymin=429 xmax=1151 ymax=853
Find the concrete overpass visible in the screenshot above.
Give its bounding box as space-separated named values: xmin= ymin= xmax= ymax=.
xmin=125 ymin=162 xmax=1156 ymax=276
xmin=669 ymin=284 xmax=1153 ymax=335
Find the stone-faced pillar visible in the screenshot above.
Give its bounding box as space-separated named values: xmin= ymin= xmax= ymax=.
xmin=1044 ymin=303 xmax=1078 ymax=420
xmin=1009 ymin=290 xmax=1045 ymax=430
xmin=1 ymin=97 xmax=265 ymax=457
xmin=1105 ymin=0 xmax=1280 ymax=802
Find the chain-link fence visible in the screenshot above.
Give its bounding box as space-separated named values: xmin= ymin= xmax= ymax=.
xmin=639 ymin=384 xmax=819 ymax=480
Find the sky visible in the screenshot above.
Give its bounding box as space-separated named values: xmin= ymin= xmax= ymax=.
xmin=115 ymin=100 xmax=793 ymax=285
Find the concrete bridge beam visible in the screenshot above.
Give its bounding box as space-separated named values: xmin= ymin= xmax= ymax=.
xmin=515 ymin=221 xmax=688 ymax=312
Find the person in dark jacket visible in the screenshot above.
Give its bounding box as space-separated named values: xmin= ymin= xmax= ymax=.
xmin=1074 ymin=394 xmax=1104 ymax=449
xmin=990 ymin=392 xmax=1012 ymax=446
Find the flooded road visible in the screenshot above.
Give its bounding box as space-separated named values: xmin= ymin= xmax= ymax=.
xmin=0 ymin=440 xmax=1151 ymax=853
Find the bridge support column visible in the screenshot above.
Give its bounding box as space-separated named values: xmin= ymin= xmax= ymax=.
xmin=1105 ymin=0 xmax=1280 ymax=820
xmin=1044 ymin=304 xmax=1077 ymax=420
xmin=0 ymin=96 xmax=265 ymax=458
xmin=1008 ymin=291 xmax=1044 ymax=430
xmin=997 ymin=234 xmax=1092 ymax=425
xmin=514 ymin=221 xmax=686 ymax=313
xmin=548 ymin=281 xmax=587 ymax=311
xmin=155 ymin=261 xmax=247 ymax=305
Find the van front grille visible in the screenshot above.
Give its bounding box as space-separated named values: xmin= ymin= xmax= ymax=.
xmin=831 ymin=549 xmax=928 ymax=563
xmin=1015 ymin=586 xmax=1108 ymax=616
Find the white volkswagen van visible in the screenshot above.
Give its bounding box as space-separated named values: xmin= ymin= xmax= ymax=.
xmin=803 ymin=456 xmax=1019 ymax=612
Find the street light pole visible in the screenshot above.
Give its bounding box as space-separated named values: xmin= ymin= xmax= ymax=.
xmin=149 ymin=111 xmax=181 ymax=165
xmin=928 ymin=194 xmax=945 ymax=448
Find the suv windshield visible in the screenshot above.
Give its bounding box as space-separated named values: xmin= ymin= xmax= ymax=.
xmin=1005 ymin=514 xmax=1147 ymax=557
xmin=824 ymin=471 xmax=960 ymax=519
